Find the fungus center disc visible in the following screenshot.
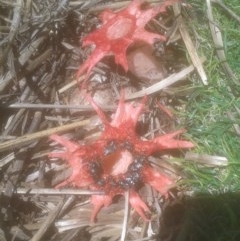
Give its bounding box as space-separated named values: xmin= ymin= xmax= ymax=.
xmin=107 ymin=18 xmax=132 ymax=39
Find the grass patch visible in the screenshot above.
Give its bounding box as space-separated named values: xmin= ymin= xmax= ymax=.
xmin=178 ymin=0 xmax=240 ymax=193
xmin=214 ymin=0 xmax=240 ymax=76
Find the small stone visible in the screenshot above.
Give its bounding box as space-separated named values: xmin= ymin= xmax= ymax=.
xmin=127 ymin=45 xmax=167 ymax=84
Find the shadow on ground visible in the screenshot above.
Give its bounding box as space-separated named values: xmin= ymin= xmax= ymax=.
xmin=159 ymin=192 xmax=240 ymax=241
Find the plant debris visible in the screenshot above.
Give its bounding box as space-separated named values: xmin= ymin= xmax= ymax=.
xmin=1 ymin=0 xmax=238 ymax=240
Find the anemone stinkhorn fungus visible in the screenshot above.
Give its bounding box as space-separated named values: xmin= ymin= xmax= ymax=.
xmin=77 ymin=0 xmax=178 ymax=83
xmin=49 ymin=93 xmax=193 ymax=222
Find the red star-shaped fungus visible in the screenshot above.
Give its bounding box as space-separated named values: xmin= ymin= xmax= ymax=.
xmin=77 ymin=0 xmax=178 ymax=82
xmin=49 ymin=93 xmax=194 ymax=222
